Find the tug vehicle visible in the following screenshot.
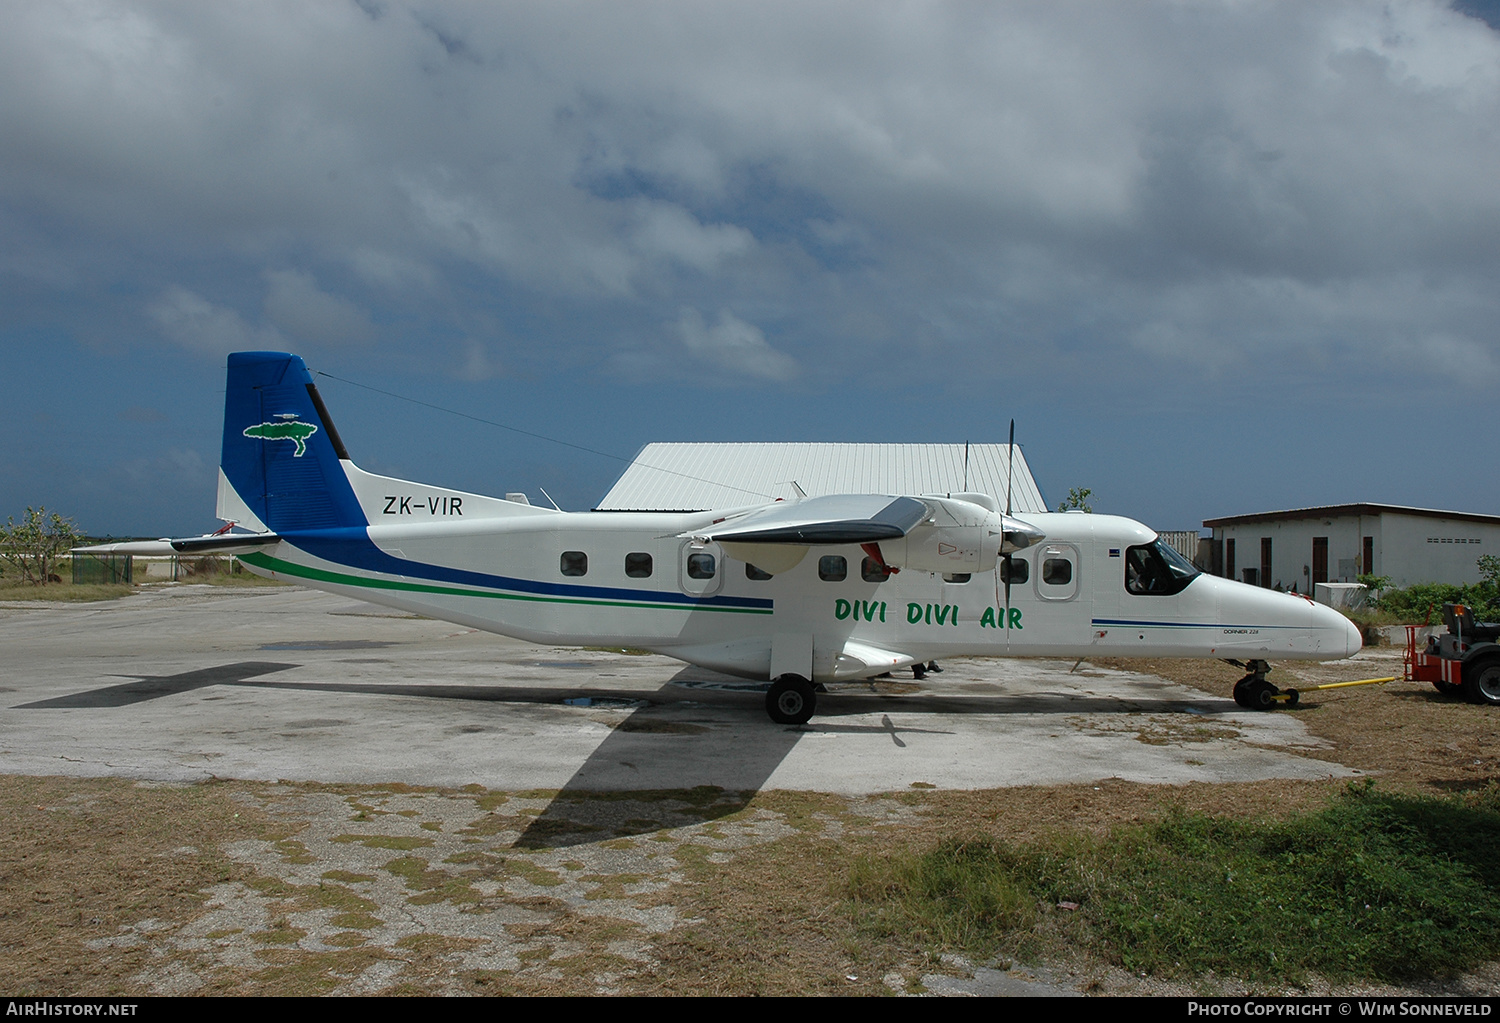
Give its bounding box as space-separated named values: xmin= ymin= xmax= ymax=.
xmin=1405 ymin=602 xmax=1500 ymax=706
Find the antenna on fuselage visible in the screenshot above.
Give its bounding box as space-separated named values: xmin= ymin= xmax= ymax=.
xmin=539 ymin=487 xmax=563 ymax=511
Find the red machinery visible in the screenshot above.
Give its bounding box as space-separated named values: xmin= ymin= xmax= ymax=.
xmin=1404 ymin=603 xmax=1500 ymax=705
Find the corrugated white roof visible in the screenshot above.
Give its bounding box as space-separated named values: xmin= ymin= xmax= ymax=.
xmin=597 ymin=443 xmax=1047 ymax=513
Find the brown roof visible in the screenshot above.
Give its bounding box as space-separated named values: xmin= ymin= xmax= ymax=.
xmin=1203 ymin=503 xmax=1500 ymax=529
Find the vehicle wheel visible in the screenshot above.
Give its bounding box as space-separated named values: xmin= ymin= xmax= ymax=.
xmin=1462 ymin=659 xmax=1500 ymax=707
xmin=1246 ymin=679 xmax=1278 ymax=711
xmin=1432 ymin=680 xmax=1462 ymax=697
xmin=766 ymin=675 xmax=816 ymax=725
xmin=1283 ymin=688 xmax=1299 ymax=707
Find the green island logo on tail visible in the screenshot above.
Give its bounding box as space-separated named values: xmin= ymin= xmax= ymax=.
xmin=243 ymin=416 xmax=319 ymax=457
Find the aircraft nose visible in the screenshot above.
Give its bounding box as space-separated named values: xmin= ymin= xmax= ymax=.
xmin=1314 ymin=601 xmax=1363 ymax=657
xmin=1342 ymin=610 xmax=1364 ymax=656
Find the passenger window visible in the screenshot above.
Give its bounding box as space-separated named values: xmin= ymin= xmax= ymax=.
xmin=746 ymin=563 xmax=772 ymax=581
xmin=943 ymin=573 xmax=971 ymax=584
xmin=819 ymin=555 xmax=847 ymax=582
xmin=861 ymin=556 xmax=891 ymax=583
xmin=625 ymin=552 xmax=652 ymax=578
xmin=1001 ymin=558 xmax=1029 ymax=585
xmin=687 ymin=553 xmax=716 ymax=579
xmin=560 ymin=551 xmax=588 ymax=577
xmin=1042 ymin=558 xmax=1072 ymax=585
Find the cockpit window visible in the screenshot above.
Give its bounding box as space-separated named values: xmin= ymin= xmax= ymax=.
xmin=1125 ymin=539 xmax=1200 ymax=596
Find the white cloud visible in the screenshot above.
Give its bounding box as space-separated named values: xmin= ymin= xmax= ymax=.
xmin=262 ymin=269 xmax=374 ymax=346
xmin=456 ymin=338 xmax=499 ymax=382
xmin=7 ymin=1 xmax=1500 ymax=388
xmin=677 ymin=307 xmax=797 ymax=381
xmin=628 ymin=200 xmax=754 ymax=273
xmin=147 ymin=285 xmax=279 ymax=356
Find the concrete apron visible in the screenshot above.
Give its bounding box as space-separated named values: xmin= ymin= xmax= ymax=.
xmin=0 ymin=586 xmax=1360 ymax=793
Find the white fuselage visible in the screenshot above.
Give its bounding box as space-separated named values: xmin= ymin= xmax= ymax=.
xmin=238 ymin=508 xmax=1362 ymax=682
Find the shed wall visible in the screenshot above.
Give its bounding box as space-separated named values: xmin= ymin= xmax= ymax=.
xmin=1211 ymin=511 xmax=1498 ymax=589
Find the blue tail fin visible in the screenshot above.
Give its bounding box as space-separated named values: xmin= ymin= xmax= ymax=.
xmin=220 ymin=352 xmax=367 ymax=533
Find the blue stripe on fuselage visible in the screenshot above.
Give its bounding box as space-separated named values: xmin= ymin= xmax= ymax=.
xmin=1092 ymin=618 xmax=1301 ymax=630
xmin=282 ymin=528 xmax=774 ymax=610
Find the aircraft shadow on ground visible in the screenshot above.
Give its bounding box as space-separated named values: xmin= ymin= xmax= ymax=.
xmin=15 ymin=662 xmax=301 ymax=708
xmin=14 ymin=660 xmax=1239 ymax=849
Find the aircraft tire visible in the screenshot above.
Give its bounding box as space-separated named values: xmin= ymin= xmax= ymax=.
xmin=1462 ymin=658 xmax=1500 ymax=707
xmin=1246 ymin=679 xmax=1277 ymax=711
xmin=1232 ymin=679 xmax=1253 ymax=708
xmin=766 ymin=675 xmax=816 ymax=725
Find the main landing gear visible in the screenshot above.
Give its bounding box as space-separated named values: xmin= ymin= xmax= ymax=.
xmin=1228 ymin=659 xmax=1299 ymax=710
xmin=766 ymin=674 xmax=816 ymax=725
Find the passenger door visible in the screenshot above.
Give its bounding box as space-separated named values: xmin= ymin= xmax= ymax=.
xmin=1035 ymin=543 xmax=1080 ymax=602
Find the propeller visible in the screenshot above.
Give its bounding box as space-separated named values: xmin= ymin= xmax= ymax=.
xmin=1001 ymin=420 xmax=1014 ymax=644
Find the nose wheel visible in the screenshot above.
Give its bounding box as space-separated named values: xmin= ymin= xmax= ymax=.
xmin=1229 ymin=660 xmax=1298 ymax=710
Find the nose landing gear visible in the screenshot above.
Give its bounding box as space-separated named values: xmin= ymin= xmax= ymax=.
xmin=1228 ymin=659 xmax=1300 ymax=710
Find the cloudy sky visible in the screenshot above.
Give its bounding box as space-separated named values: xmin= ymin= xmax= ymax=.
xmin=3 ymin=0 xmax=1499 ymax=537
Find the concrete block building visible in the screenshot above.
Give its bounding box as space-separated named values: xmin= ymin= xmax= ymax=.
xmin=1202 ymin=503 xmax=1500 ymax=591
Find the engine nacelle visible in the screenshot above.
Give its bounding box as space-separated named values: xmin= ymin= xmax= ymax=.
xmin=876 ymin=496 xmax=1046 ymax=575
xmin=881 ymin=522 xmax=997 ymax=575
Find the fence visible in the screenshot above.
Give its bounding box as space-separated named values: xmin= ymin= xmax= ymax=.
xmin=71 ymin=554 xmax=240 ymax=585
xmin=72 ymin=553 xmax=132 ymax=585
xmin=1157 ymin=530 xmax=1206 ymax=564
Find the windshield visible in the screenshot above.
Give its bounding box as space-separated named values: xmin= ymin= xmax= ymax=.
xmin=1124 ymin=539 xmax=1201 ymax=596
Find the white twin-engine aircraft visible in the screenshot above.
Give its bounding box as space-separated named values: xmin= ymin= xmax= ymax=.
xmin=84 ymin=352 xmax=1361 ymax=724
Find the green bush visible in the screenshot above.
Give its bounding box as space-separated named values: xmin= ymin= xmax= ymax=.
xmin=850 ymin=783 xmax=1500 ymax=984
xmin=1372 ymin=581 xmax=1500 ymax=624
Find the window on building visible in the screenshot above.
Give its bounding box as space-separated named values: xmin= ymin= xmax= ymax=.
xmin=625 ymin=552 xmax=652 ymax=578
xmin=1260 ymin=537 xmax=1273 ymax=589
xmin=1312 ymin=537 xmax=1329 ymax=585
xmin=818 ymin=555 xmax=847 ymax=582
xmin=560 ymin=551 xmax=587 ymax=577
xmin=1363 ymin=536 xmax=1374 ymax=576
xmin=1225 ymin=538 xmax=1236 ymax=580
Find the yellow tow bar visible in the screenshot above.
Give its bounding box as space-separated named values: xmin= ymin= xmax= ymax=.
xmin=1307 ymin=676 xmax=1398 ymax=691
xmin=1271 ymin=676 xmax=1397 ymax=702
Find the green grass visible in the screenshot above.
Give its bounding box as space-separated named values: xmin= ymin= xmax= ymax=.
xmin=850 ymin=782 xmax=1500 ymax=984
xmin=0 ymin=581 xmax=135 ymax=602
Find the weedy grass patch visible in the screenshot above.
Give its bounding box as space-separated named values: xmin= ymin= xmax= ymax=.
xmin=850 ymin=782 xmax=1500 ymax=984
xmin=0 ymin=581 xmax=135 ymax=602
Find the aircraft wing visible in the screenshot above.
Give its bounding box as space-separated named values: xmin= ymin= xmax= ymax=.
xmin=701 ymin=495 xmax=929 ymax=544
xmin=73 ymin=533 xmax=282 ymax=557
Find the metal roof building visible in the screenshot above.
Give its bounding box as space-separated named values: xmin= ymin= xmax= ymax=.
xmin=596 ymin=442 xmax=1047 ymax=513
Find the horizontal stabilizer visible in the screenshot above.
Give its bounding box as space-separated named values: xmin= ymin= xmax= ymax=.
xmin=704 ymin=495 xmax=929 ymax=545
xmin=75 ymin=533 xmax=281 ymax=557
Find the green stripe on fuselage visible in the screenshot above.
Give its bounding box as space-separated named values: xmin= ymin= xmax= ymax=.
xmin=238 ymin=551 xmax=773 ymax=615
